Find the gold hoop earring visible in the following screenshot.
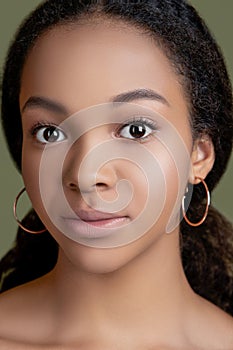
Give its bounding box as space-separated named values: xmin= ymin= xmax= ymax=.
xmin=182 ymin=177 xmax=210 ymax=227
xmin=13 ymin=187 xmax=47 ymax=234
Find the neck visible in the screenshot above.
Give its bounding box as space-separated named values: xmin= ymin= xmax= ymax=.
xmin=47 ymin=228 xmax=195 ymax=345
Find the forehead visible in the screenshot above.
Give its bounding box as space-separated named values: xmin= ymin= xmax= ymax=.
xmin=19 ymin=20 xmax=188 ymax=116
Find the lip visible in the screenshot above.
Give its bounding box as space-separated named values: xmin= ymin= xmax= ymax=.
xmin=60 ymin=209 xmax=130 ymax=238
xmin=73 ymin=209 xmax=127 ymax=222
xmin=64 ymin=216 xmax=129 ymax=227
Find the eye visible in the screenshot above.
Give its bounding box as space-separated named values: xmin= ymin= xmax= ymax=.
xmin=33 ymin=125 xmax=67 ymax=144
xmin=117 ymin=117 xmax=157 ymax=140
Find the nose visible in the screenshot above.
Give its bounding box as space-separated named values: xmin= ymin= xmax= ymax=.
xmin=63 ymin=130 xmax=118 ymax=194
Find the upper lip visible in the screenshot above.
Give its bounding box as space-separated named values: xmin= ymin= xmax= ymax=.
xmin=65 ymin=209 xmax=127 ymax=222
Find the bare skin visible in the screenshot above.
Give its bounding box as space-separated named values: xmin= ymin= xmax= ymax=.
xmin=0 ymin=20 xmax=233 ymax=349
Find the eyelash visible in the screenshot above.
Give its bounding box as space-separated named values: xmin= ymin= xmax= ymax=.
xmin=115 ymin=116 xmax=158 ymax=141
xmin=30 ymin=121 xmax=67 ymax=144
xmin=30 ymin=116 xmax=158 ymax=144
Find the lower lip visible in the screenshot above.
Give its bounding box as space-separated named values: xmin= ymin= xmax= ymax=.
xmin=61 ymin=216 xmax=129 ymax=238
xmin=84 ymin=217 xmax=129 ymax=227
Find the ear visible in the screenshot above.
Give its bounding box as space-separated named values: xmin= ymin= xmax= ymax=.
xmin=189 ymin=136 xmax=215 ymax=184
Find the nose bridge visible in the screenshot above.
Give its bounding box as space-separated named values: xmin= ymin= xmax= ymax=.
xmin=63 ymin=128 xmax=117 ymax=192
xmin=73 ymin=127 xmax=103 ymax=162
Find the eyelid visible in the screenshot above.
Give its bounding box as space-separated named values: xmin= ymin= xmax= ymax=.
xmin=30 ymin=121 xmax=58 ymax=134
xmin=115 ymin=115 xmax=158 ymax=139
xmin=119 ymin=115 xmax=158 ymax=129
xmin=30 ymin=121 xmax=67 ymax=144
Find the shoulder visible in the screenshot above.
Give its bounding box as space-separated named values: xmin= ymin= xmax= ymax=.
xmin=0 ymin=338 xmax=38 ymax=350
xmin=0 ymin=338 xmax=71 ymax=350
xmin=0 ymin=275 xmax=54 ymax=346
xmin=188 ymin=295 xmax=233 ymax=349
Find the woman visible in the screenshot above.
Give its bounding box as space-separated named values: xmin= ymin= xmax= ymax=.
xmin=0 ymin=0 xmax=233 ymax=348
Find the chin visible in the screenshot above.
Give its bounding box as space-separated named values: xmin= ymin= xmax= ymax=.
xmin=58 ymin=234 xmax=145 ymax=275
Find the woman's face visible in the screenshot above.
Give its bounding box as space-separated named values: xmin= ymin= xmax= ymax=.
xmin=19 ymin=20 xmax=193 ymax=273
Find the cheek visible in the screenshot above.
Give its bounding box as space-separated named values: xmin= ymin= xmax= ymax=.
xmin=118 ymin=143 xmax=176 ymax=234
xmin=142 ymin=139 xmax=190 ymax=234
xmin=22 ymin=145 xmax=63 ymax=236
xmin=21 ymin=141 xmax=44 ymax=215
xmin=122 ymin=162 xmax=149 ymax=215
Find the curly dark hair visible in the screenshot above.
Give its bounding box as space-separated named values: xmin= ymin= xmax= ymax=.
xmin=1 ymin=0 xmax=233 ymax=314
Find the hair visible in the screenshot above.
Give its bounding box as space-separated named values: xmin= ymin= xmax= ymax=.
xmin=1 ymin=0 xmax=233 ymax=314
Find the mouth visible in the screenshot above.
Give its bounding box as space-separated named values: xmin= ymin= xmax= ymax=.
xmin=60 ymin=210 xmax=130 ymax=238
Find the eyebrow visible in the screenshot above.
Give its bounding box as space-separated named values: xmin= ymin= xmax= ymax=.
xmin=21 ymin=88 xmax=169 ymax=114
xmin=21 ymin=96 xmax=68 ymax=115
xmin=111 ymin=88 xmax=170 ymax=106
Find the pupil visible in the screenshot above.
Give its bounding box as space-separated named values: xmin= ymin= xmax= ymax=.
xmin=130 ymin=124 xmax=146 ymax=138
xmin=44 ymin=127 xmax=58 ymax=142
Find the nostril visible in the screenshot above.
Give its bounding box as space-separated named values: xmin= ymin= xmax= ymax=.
xmin=96 ymin=182 xmax=108 ymax=189
xmin=68 ymin=182 xmax=78 ymax=190
xmin=96 ymin=182 xmax=107 ymax=186
xmin=67 ymin=181 xmax=108 ymax=192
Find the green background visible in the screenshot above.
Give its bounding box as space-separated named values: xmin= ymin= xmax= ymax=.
xmin=0 ymin=1 xmax=232 ymax=258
